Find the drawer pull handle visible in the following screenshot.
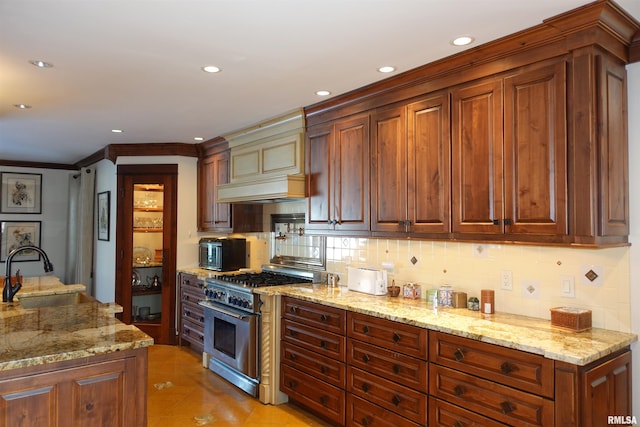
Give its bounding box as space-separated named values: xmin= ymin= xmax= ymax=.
xmin=362 ymin=382 xmax=370 ymax=393
xmin=454 ymin=385 xmax=465 ymax=396
xmin=362 ymin=416 xmax=372 ymax=426
xmin=289 ymin=380 xmax=297 ymax=388
xmin=199 ymin=317 xmax=204 ymax=322
xmin=391 ymin=394 xmax=401 ymax=406
xmin=289 ymin=330 xmax=297 ymax=337
xmin=454 ymin=348 xmax=465 ymax=361
xmin=320 ymin=365 xmax=327 ymax=374
xmin=392 ymin=364 xmax=400 ymax=374
xmin=500 ymin=361 xmax=516 ymax=375
xmin=392 ymin=332 xmax=401 ymax=343
xmin=320 ymin=340 xmax=327 ymax=349
xmin=289 ymin=354 xmax=297 ymax=361
xmin=362 ymin=354 xmax=371 ymax=363
xmin=500 ymin=401 xmax=515 ymax=414
xmin=86 ymin=403 xmax=94 ymax=411
xmin=320 ymin=314 xmax=328 ymax=322
xmin=290 ymin=306 xmax=298 ymax=314
xmin=363 ymin=326 xmax=370 ymax=334
xmin=320 ymin=395 xmax=328 ymax=405
xmin=453 ymin=422 xmax=464 ymax=427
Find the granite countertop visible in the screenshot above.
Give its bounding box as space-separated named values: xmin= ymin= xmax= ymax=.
xmin=255 ymin=284 xmax=638 ymax=366
xmin=0 ymin=276 xmax=153 ymax=372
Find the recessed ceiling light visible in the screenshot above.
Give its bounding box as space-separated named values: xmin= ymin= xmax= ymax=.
xmin=378 ymin=66 xmax=396 ymax=73
xmin=14 ymin=104 xmax=32 ymax=109
xmin=451 ymin=36 xmax=475 ymax=46
xmin=202 ymin=65 xmax=221 ymax=73
xmin=194 ymin=137 xmax=204 ymax=141
xmin=111 ymin=129 xmax=123 ymax=133
xmin=316 ymin=90 xmax=331 ymax=96
xmin=29 ymin=60 xmax=53 ymax=68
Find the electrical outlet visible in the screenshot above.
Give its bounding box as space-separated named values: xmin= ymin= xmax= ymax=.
xmin=521 ymin=280 xmax=540 ymax=299
xmin=500 ymin=270 xmax=513 ymax=290
xmin=560 ymin=275 xmax=575 ymax=298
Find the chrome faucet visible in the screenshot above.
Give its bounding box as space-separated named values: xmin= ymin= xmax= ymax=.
xmin=3 ymin=245 xmax=54 ymax=303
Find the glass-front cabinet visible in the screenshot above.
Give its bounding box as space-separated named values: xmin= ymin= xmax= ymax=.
xmin=116 ymin=164 xmax=177 ymax=345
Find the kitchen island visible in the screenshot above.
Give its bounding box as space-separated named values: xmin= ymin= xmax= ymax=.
xmin=256 ymin=284 xmax=636 ymax=426
xmin=0 ymin=276 xmax=153 ymax=426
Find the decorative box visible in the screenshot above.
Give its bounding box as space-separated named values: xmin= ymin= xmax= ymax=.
xmin=403 ymin=283 xmax=421 ymax=299
xmin=550 ymin=307 xmax=592 ymax=332
xmin=452 ymin=292 xmax=467 ymax=308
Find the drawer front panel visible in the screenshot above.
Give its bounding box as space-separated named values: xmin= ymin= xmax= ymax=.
xmin=281 ymin=341 xmax=346 ymax=388
xmin=282 ymin=296 xmax=346 ymax=334
xmin=347 ymin=393 xmax=422 ymax=427
xmin=430 ymin=364 xmax=554 ymax=426
xmin=429 ymin=397 xmax=507 ymax=427
xmin=430 ymin=331 xmax=554 ymax=398
xmin=180 ymin=274 xmax=202 ymax=289
xmin=348 ymin=312 xmax=427 ymax=359
xmin=181 ymin=319 xmax=205 ymax=350
xmin=348 ymin=339 xmax=427 ymax=390
xmin=182 ymin=286 xmax=204 ymax=306
xmin=281 ymin=364 xmax=345 ymax=425
xmin=182 ymin=301 xmax=205 ymax=327
xmin=282 ymin=318 xmax=346 ymax=361
xmin=348 ymin=366 xmax=427 ymax=424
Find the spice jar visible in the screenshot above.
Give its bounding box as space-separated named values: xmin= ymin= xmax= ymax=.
xmin=437 ymin=285 xmax=454 ymax=307
xmin=481 ymin=289 xmax=495 ymax=314
xmin=467 ymin=297 xmax=479 ymax=311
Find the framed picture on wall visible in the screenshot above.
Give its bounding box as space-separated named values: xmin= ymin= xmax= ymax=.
xmin=97 ymin=191 xmax=110 ymax=241
xmin=0 ymin=221 xmax=42 ymax=262
xmin=0 ymin=172 xmax=42 ymax=214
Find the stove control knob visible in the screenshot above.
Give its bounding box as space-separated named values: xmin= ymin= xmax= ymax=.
xmin=230 ymin=296 xmax=237 ymax=305
xmin=243 ymin=299 xmax=250 ymax=308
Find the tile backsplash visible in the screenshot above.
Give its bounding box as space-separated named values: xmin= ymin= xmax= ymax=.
xmin=247 ymin=201 xmax=631 ymax=333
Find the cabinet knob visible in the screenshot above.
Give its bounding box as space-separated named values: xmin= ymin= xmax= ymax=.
xmin=320 ymin=365 xmax=327 ymax=374
xmin=500 ymin=401 xmax=516 ymax=414
xmin=288 ymin=380 xmax=297 ymax=388
xmin=453 ymin=422 xmax=464 ymax=427
xmin=320 ymin=395 xmax=328 ymax=405
xmin=454 ymin=385 xmax=465 ymax=397
xmin=289 ymin=330 xmax=297 ymax=337
xmin=362 ymin=354 xmax=370 ymax=363
xmin=392 ymin=364 xmax=400 ymax=374
xmin=504 ymin=218 xmax=512 ymax=225
xmin=391 ymin=394 xmax=401 ymax=406
xmin=392 ymin=332 xmax=401 ymax=343
xmin=290 ymin=354 xmax=297 ymax=361
xmin=86 ymin=403 xmax=94 ymax=411
xmin=454 ymin=348 xmax=465 ymax=361
xmin=320 ymin=340 xmax=327 ymax=349
xmin=493 ymin=219 xmax=501 ymax=225
xmin=362 ymin=325 xmax=369 ymax=334
xmin=500 ymin=361 xmax=516 ymax=375
xmin=362 ymin=382 xmax=370 ymax=393
xmin=362 ymin=416 xmax=372 ymax=426
xmin=290 ymin=306 xmax=298 ymax=314
xmin=320 ymin=314 xmax=328 ymax=322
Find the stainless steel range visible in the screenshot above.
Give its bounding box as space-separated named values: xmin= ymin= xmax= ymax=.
xmin=199 ymin=265 xmax=320 ymax=397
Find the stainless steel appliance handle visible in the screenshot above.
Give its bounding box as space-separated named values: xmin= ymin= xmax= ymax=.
xmin=200 ymin=301 xmax=252 ymax=321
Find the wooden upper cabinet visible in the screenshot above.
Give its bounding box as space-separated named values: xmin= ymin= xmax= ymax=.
xmin=451 ymin=77 xmax=504 ymax=235
xmin=198 ymin=147 xmax=231 ymax=231
xmin=371 ymin=91 xmax=450 ymax=236
xmin=452 ymin=60 xmax=568 ymax=240
xmin=307 ymin=114 xmax=370 ymax=233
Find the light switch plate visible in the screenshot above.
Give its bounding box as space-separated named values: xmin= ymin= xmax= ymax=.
xmin=560 ymin=275 xmax=575 ymax=298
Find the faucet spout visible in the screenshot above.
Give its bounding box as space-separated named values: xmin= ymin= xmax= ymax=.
xmin=3 ymin=245 xmax=54 ymax=303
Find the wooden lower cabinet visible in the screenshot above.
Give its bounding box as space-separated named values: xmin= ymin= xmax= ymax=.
xmin=0 ymin=348 xmax=147 ymax=427
xmin=280 ymin=299 xmax=633 ymax=427
xmin=178 ymin=273 xmax=205 ymax=352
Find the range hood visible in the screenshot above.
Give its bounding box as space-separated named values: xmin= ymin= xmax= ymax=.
xmin=217 ymin=110 xmax=306 ymax=203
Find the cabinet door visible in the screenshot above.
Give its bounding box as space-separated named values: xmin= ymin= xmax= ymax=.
xmin=503 ymin=61 xmax=568 ymax=236
xmin=198 ymin=150 xmax=231 ymax=232
xmin=582 ymin=351 xmax=631 ymax=426
xmin=306 ymin=124 xmax=333 ymax=230
xmin=407 ymin=91 xmax=451 ymax=235
xmin=452 ymin=77 xmax=504 ymax=235
xmin=371 ymin=104 xmax=407 ymax=233
xmin=332 ymin=113 xmax=370 ymax=232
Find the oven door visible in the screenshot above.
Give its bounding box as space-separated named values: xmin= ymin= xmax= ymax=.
xmin=202 ymin=301 xmax=258 ymax=379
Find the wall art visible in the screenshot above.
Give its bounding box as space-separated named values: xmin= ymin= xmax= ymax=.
xmin=0 ymin=221 xmax=42 ymax=262
xmin=97 ymin=191 xmax=110 ymax=241
xmin=0 ymin=172 xmax=42 ymax=214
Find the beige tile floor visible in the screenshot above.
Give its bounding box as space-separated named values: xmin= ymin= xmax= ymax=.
xmin=147 ymin=345 xmax=332 ymax=427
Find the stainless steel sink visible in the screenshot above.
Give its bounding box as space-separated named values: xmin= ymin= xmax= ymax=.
xmin=18 ymin=292 xmax=94 ymax=309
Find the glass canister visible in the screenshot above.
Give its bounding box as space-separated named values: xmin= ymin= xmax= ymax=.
xmin=437 ymin=285 xmax=454 ymax=307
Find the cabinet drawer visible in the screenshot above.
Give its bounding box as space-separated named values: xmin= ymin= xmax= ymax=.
xmin=280 ymin=364 xmax=345 ymax=426
xmin=181 ymin=319 xmax=205 ymax=350
xmin=348 ymin=366 xmax=427 ymax=424
xmin=180 ymin=273 xmax=203 ymax=289
xmin=430 ymin=331 xmax=554 ymax=398
xmin=281 ymin=341 xmax=346 ymax=388
xmin=182 ymin=286 xmax=204 ymax=306
xmin=429 ymin=364 xmax=554 ymax=426
xmin=182 ymin=301 xmax=205 ymax=326
xmin=348 ymin=312 xmax=427 ymax=359
xmin=348 ymin=339 xmax=427 ymax=390
xmin=347 ymin=394 xmax=422 ymax=427
xmin=429 ymin=397 xmax=507 ymax=427
xmin=282 ymin=297 xmax=346 ymax=335
xmin=282 ymin=318 xmax=346 ymax=361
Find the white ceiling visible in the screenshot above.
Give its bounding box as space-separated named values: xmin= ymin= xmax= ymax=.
xmin=1 ymin=0 xmax=639 ymax=165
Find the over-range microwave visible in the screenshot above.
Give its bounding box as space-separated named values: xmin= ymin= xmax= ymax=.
xmin=199 ymin=238 xmax=246 ymax=271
